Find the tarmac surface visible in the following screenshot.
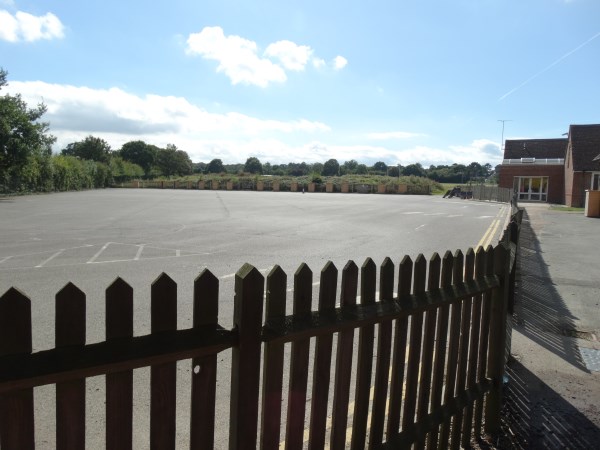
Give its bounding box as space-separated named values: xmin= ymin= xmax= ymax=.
xmin=498 ymin=204 xmax=600 ymax=449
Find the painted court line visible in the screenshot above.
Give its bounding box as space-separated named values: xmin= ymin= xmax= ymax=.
xmin=134 ymin=245 xmax=145 ymax=261
xmin=87 ymin=242 xmax=111 ymax=264
xmin=0 ymin=256 xmax=12 ymax=264
xmin=36 ymin=250 xmax=64 ymax=268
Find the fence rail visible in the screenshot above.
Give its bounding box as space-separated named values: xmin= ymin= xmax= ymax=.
xmin=0 ymin=216 xmax=521 ymax=449
xmin=471 ymin=185 xmax=514 ymax=203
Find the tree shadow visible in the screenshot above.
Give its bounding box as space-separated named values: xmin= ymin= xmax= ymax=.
xmin=511 ymin=209 xmax=589 ymax=372
xmin=498 ymin=359 xmax=600 ymax=449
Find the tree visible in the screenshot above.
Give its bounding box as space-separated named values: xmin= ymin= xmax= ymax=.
xmin=371 ymin=161 xmax=388 ymax=174
xmin=244 ymin=156 xmax=262 ymax=174
xmin=206 ymin=158 xmax=225 ymax=173
xmin=356 ymin=164 xmax=368 ymax=174
xmin=0 ymin=68 xmax=56 ymax=190
xmin=388 ymin=166 xmax=400 ymax=177
xmin=61 ymin=136 xmax=112 ymax=163
xmin=155 ymin=144 xmax=193 ymax=176
xmin=322 ymin=158 xmax=340 ymax=176
xmin=403 ymin=163 xmax=426 ymax=177
xmin=342 ymin=159 xmax=358 ymax=174
xmin=119 ymin=140 xmax=156 ymax=176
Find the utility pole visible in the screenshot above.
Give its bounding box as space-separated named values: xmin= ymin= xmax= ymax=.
xmin=498 ymin=119 xmax=512 ymax=155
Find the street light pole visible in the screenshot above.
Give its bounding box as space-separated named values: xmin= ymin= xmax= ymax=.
xmin=498 ymin=119 xmax=512 ymax=155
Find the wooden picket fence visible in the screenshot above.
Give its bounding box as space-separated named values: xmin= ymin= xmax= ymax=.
xmin=0 ymin=227 xmax=518 ymax=449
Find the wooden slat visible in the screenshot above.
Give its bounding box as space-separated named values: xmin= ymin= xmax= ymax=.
xmin=229 ymin=264 xmax=264 ymax=450
xmin=260 ymin=265 xmax=287 ymax=450
xmin=151 ymin=273 xmax=178 ymax=450
xmin=438 ymin=250 xmax=463 ymax=446
xmin=190 ymin=269 xmax=219 ymax=450
xmin=474 ymin=247 xmax=494 ymax=436
xmin=461 ymin=247 xmax=486 ymax=447
xmin=401 ymin=254 xmax=427 ymax=437
xmin=427 ymin=251 xmax=453 ymax=450
xmin=106 ymin=277 xmax=134 ymax=450
xmin=350 ymin=258 xmax=376 ymax=450
xmin=484 ymin=244 xmax=509 ymax=434
xmin=414 ymin=253 xmax=440 ymax=450
xmin=450 ymin=248 xmax=475 ymax=450
xmin=330 ymin=261 xmax=358 ymax=450
xmin=368 ymin=257 xmax=394 ymax=448
xmin=308 ymin=261 xmax=338 ymax=449
xmin=0 ymin=287 xmax=34 ymax=450
xmin=285 ymin=263 xmax=312 ymax=450
xmin=56 ymin=283 xmax=86 ymax=450
xmin=386 ymin=255 xmax=412 ymax=439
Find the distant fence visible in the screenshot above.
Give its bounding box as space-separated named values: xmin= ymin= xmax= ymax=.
xmin=0 ymin=216 xmax=521 ymax=449
xmin=115 ymin=179 xmax=432 ymax=195
xmin=471 ymin=185 xmax=513 ymax=203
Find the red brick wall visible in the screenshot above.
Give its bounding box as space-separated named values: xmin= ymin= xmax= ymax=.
xmin=566 ymin=171 xmax=592 ymax=207
xmin=498 ymin=165 xmax=564 ymax=204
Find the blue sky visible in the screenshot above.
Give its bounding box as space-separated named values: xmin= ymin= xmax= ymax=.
xmin=2 ymin=0 xmax=599 ymax=166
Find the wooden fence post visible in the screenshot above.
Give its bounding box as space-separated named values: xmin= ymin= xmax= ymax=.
xmin=260 ymin=266 xmax=287 ymax=450
xmin=485 ymin=243 xmax=509 ymax=435
xmin=190 ymin=270 xmax=219 ymax=450
xmin=56 ymin=283 xmax=86 ymax=450
xmin=350 ymin=258 xmax=376 ymax=450
xmin=150 ymin=273 xmax=178 ymax=450
xmin=0 ymin=288 xmax=34 ymax=450
xmin=229 ymin=264 xmax=264 ymax=450
xmin=106 ymin=278 xmax=134 ymax=450
xmin=308 ymin=261 xmax=338 ymax=449
xmin=285 ymin=263 xmax=312 ymax=450
xmin=369 ymin=257 xmax=395 ymax=448
xmin=330 ymin=261 xmax=358 ymax=450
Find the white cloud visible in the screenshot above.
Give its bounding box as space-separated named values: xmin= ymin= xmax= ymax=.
xmin=333 ymin=55 xmax=348 ymax=70
xmin=264 ymin=40 xmax=313 ymax=71
xmin=0 ymin=10 xmax=64 ymax=42
xmin=367 ymin=131 xmax=423 ymax=140
xmin=186 ymin=26 xmax=345 ymax=86
xmin=5 ymin=81 xmax=330 ymax=161
xmin=186 ymin=26 xmax=286 ymax=87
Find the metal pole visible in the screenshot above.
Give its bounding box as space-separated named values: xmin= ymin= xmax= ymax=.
xmin=498 ymin=119 xmax=512 ymax=154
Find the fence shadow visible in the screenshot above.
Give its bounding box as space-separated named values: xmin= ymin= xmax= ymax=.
xmin=512 ymin=209 xmax=588 ymax=371
xmin=497 ymin=359 xmax=600 ymax=449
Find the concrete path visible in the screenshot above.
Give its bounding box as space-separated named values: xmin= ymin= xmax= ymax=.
xmin=500 ymin=204 xmax=600 ymax=448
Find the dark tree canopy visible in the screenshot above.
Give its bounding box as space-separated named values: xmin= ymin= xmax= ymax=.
xmin=155 ymin=144 xmax=193 ymax=176
xmin=61 ymin=136 xmax=112 ymax=163
xmin=119 ymin=140 xmax=157 ymax=175
xmin=244 ymin=156 xmax=262 ymax=174
xmin=0 ymin=68 xmax=55 ymax=186
xmin=371 ymin=161 xmax=388 ymax=173
xmin=206 ymin=158 xmax=225 ymax=173
xmin=322 ymin=158 xmax=340 ymax=176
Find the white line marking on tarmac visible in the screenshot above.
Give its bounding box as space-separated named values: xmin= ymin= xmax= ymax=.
xmin=415 ymin=224 xmax=426 ymax=230
xmin=134 ymin=245 xmax=145 ymax=261
xmin=36 ymin=250 xmax=64 ymax=268
xmin=0 ymin=256 xmax=12 ymax=264
xmin=87 ymin=242 xmax=111 ymax=263
xmin=403 ymin=212 xmax=423 ymax=215
xmin=446 ymin=214 xmax=463 ymax=218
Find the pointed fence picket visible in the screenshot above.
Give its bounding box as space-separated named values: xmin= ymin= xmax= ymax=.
xmin=0 ymin=213 xmax=521 ymax=450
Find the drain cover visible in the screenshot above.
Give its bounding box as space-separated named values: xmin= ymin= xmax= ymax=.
xmin=579 ymin=347 xmax=600 ymax=372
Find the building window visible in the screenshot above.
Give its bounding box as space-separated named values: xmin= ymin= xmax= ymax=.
xmin=514 ymin=176 xmax=549 ymax=201
xmin=592 ymin=172 xmax=600 ymax=190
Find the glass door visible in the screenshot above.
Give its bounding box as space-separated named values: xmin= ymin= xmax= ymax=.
xmin=516 ymin=176 xmax=548 ymax=201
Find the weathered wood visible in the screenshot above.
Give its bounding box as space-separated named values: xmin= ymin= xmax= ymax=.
xmin=151 ymin=273 xmax=178 ymax=450
xmin=485 ymin=244 xmax=509 ymax=435
xmin=451 ymin=248 xmax=475 ymax=449
xmin=368 ymin=257 xmax=394 ymax=449
xmin=308 ymin=262 xmax=338 ymax=449
xmin=462 ymin=247 xmax=486 ymax=447
xmin=474 ymin=247 xmax=494 ymax=436
xmin=401 ymin=254 xmax=427 ymax=436
xmin=414 ymin=253 xmax=440 ymax=450
xmin=438 ymin=250 xmax=464 ymax=447
xmin=386 ymin=256 xmax=412 ymax=439
xmin=190 ymin=269 xmax=219 ymax=450
xmin=285 ymin=263 xmax=312 ymax=450
xmin=230 ymin=264 xmax=265 ymax=450
xmin=106 ymin=277 xmax=134 ymax=450
xmin=350 ymin=258 xmax=377 ymax=450
xmin=427 ymin=251 xmax=453 ymax=450
xmin=260 ymin=265 xmax=287 ymax=450
xmin=330 ymin=261 xmax=358 ymax=450
xmin=0 ymin=287 xmax=34 ymax=450
xmin=56 ymin=283 xmax=86 ymax=450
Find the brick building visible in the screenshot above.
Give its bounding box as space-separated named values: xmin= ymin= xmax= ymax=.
xmin=498 ymin=124 xmax=600 ymax=207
